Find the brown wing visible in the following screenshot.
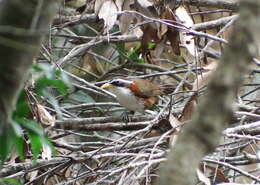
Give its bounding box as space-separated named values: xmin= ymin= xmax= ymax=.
xmin=135 ymin=79 xmax=175 ymax=96
xmin=127 ymin=79 xmax=175 ymax=98
xmin=131 ymin=79 xmax=163 ymax=98
xmin=134 ymin=79 xmax=162 ymax=98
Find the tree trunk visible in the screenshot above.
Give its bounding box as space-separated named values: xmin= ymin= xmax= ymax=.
xmin=159 ymin=0 xmax=260 ymax=184
xmin=0 ymin=0 xmax=60 ymax=159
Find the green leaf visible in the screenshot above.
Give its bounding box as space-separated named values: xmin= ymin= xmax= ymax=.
xmin=0 ymin=122 xmax=24 ymax=162
xmin=16 ymin=118 xmax=55 ymax=161
xmin=60 ymin=71 xmax=72 ymax=88
xmin=17 ymin=118 xmax=44 ymax=136
xmin=28 ymin=132 xmax=55 ymax=161
xmin=13 ymin=135 xmax=24 ymax=161
xmin=126 ymin=44 xmax=143 ymax=63
xmin=32 ymin=63 xmax=71 ymax=96
xmin=131 ymin=44 xmax=141 ymax=53
xmin=41 ymin=137 xmax=55 ymax=156
xmin=11 ymin=121 xmax=24 ymax=161
xmin=0 ymin=126 xmax=12 ymax=162
xmin=69 ymin=90 xmax=95 ymax=103
xmin=28 ymin=133 xmax=42 ymax=161
xmin=113 ymin=42 xmax=125 ymax=53
xmin=13 ymin=90 xmax=29 ymax=118
xmin=11 ymin=121 xmax=23 ymax=137
xmin=147 ymin=42 xmax=156 ymax=49
xmin=32 ymin=63 xmax=43 ymax=72
xmin=1 ymin=178 xmax=22 ymax=185
xmin=37 ymin=63 xmax=54 ymax=79
xmin=46 ymin=94 xmax=63 ymax=119
xmin=15 ymin=118 xmax=43 ymax=161
xmin=35 ymin=77 xmax=68 ymax=96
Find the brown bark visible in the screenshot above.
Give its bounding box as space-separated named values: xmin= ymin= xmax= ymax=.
xmin=159 ymin=0 xmax=260 ymax=184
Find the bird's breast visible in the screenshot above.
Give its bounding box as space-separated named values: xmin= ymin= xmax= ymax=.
xmin=111 ymin=87 xmax=145 ymax=113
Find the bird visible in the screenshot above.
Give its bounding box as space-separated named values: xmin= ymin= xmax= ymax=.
xmin=101 ymin=78 xmax=174 ymax=114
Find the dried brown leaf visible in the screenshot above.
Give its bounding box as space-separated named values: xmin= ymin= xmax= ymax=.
xmin=162 ymin=7 xmax=180 ymax=55
xmin=132 ymin=27 xmax=143 ymax=38
xmin=76 ymin=0 xmax=95 ymax=14
xmin=146 ymin=114 xmax=179 ymax=138
xmin=175 ymin=5 xmax=197 ymax=56
xmin=119 ymin=0 xmax=135 ymax=34
xmin=141 ymin=24 xmax=160 ymax=57
xmin=159 ymin=23 xmax=168 ymax=38
xmin=82 ymin=53 xmax=102 ymax=75
xmin=192 ymin=61 xmax=218 ymax=91
xmin=150 ymin=37 xmax=166 ymax=60
xmin=137 ymin=0 xmax=153 ymax=7
xmin=169 ymin=114 xmax=182 ymax=147
xmin=36 ymin=104 xmax=55 ymax=126
xmin=179 ymin=94 xmax=198 ymax=122
xmin=28 ymin=170 xmax=39 ymax=182
xmin=66 ymin=0 xmax=85 ymax=8
xmin=115 ymin=0 xmax=124 ymax=11
xmin=94 ymin=0 xmax=106 ymax=14
xmin=42 ymin=143 xmax=52 ymax=160
xmin=197 ymin=168 xmax=211 ymax=185
xmin=200 ymin=164 xmax=229 ymax=183
xmin=96 ymin=0 xmax=118 ymax=32
xmin=169 ymin=113 xmax=182 ymax=128
xmin=135 ymin=0 xmax=158 ymax=27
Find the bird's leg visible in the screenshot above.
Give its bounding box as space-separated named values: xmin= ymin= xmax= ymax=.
xmin=120 ymin=111 xmax=134 ymax=123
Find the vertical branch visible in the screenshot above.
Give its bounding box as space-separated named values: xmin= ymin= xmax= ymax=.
xmin=159 ymin=0 xmax=260 ymax=184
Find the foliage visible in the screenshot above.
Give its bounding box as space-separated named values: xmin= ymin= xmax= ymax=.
xmin=0 ymin=178 xmax=21 ymax=185
xmin=0 ymin=64 xmax=70 ymax=163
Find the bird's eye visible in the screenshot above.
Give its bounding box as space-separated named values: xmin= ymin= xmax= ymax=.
xmin=110 ymin=80 xmax=123 ymax=86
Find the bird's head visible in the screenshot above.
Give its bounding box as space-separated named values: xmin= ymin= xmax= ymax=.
xmin=101 ymin=79 xmax=138 ymax=105
xmin=101 ymin=79 xmax=133 ymax=90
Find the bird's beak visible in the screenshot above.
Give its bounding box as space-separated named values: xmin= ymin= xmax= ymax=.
xmin=101 ymin=83 xmax=112 ymax=89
